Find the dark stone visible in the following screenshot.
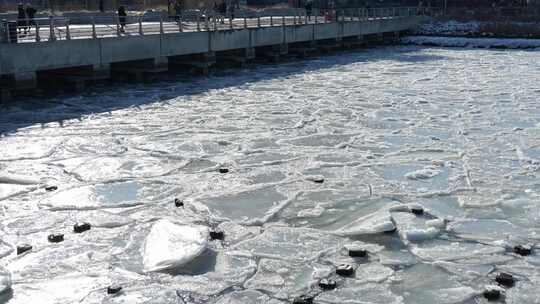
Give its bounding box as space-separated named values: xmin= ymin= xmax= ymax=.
xmin=348 ymin=248 xmax=367 ymax=258
xmin=107 ymin=285 xmax=122 ymax=294
xmin=483 ymin=289 xmax=501 ymax=301
xmin=336 ymin=264 xmax=354 ymax=277
xmin=292 ymin=295 xmax=314 ymax=304
xmin=219 ymin=168 xmax=229 ymax=174
xmin=47 ymin=233 xmax=64 ymax=243
xmin=45 ymin=186 xmax=58 ymax=191
xmin=174 ymin=198 xmax=184 ymax=207
xmin=73 ymin=222 xmax=91 ymax=233
xmin=410 ymin=207 xmax=424 ymax=215
xmin=312 ymin=177 xmax=324 ymax=183
xmin=209 ymin=230 xmax=224 ymax=240
xmin=513 ymin=245 xmax=532 ymax=256
xmin=16 ymin=244 xmax=32 ymax=255
xmin=495 ymin=272 xmax=515 ymax=287
xmin=318 ymin=278 xmax=337 ymax=290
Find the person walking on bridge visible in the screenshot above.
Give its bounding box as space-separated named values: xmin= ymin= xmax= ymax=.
xmin=25 ymin=3 xmax=37 ymax=33
xmin=304 ymin=0 xmax=313 ymax=20
xmin=17 ymin=3 xmax=27 ymax=35
xmin=174 ymin=0 xmax=183 ymax=22
xmin=118 ymin=6 xmax=127 ymax=33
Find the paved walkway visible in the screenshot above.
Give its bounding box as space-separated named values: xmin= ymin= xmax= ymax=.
xmin=10 ymin=15 xmax=399 ymax=43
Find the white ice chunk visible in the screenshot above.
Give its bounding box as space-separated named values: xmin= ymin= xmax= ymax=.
xmin=244 ymin=258 xmax=331 ymax=300
xmin=215 ymin=290 xmax=286 ymax=304
xmin=403 ymin=227 xmax=440 ymax=243
xmin=334 ymin=208 xmax=396 ymax=236
xmin=0 ymin=173 xmax=40 ymax=185
xmin=404 ymin=167 xmax=442 ymax=180
xmin=448 ymin=219 xmax=530 ymax=241
xmin=142 ymin=220 xmax=209 ymax=272
xmin=354 ymin=263 xmax=395 ymax=283
xmin=391 ymin=212 xmax=440 ymax=244
xmin=423 ymin=287 xmax=478 ymax=304
xmin=233 ymin=226 xmax=343 ymax=262
xmin=316 ymin=282 xmax=403 ymax=304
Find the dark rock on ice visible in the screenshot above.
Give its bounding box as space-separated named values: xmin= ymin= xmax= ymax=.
xmin=16 ymin=244 xmax=32 ymax=255
xmin=348 ymin=248 xmax=367 ymax=258
xmin=45 ymin=186 xmax=58 ymax=191
xmin=410 ymin=206 xmax=424 ymax=215
xmin=210 ymin=230 xmax=224 ymax=240
xmin=483 ymin=289 xmax=501 ymax=301
xmin=513 ymin=245 xmax=532 ymax=256
xmin=336 ymin=264 xmax=354 ymax=277
xmin=107 ymin=285 xmax=122 ymax=294
xmin=174 ymin=198 xmax=184 ymax=207
xmin=293 ymin=295 xmax=314 ymax=304
xmin=73 ymin=223 xmax=91 ymax=233
xmin=47 ymin=233 xmax=64 ymax=243
xmin=495 ymin=272 xmax=515 ymax=287
xmin=219 ymin=168 xmax=229 ymax=174
xmin=318 ymin=278 xmax=337 ymax=290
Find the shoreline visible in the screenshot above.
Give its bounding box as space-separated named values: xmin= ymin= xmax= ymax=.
xmin=414 ymin=19 xmax=540 ymax=40
xmin=402 ymin=35 xmax=540 ymax=49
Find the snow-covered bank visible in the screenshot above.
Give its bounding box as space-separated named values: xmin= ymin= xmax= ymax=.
xmin=415 ymin=20 xmax=540 ymax=39
xmin=402 ymin=35 xmax=540 ymax=49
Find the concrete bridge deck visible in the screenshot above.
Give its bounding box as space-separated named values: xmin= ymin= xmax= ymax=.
xmin=0 ymin=10 xmax=427 ymax=101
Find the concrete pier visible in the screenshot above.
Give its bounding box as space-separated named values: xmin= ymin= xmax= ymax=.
xmin=0 ymin=13 xmax=427 ymax=101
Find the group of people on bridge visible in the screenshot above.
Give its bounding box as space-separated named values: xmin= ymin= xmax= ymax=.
xmin=16 ymin=3 xmax=36 ymax=35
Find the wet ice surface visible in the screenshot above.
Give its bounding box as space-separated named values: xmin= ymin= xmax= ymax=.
xmin=1 ymin=45 xmax=540 ymax=303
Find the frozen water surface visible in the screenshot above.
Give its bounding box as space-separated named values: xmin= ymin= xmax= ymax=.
xmin=1 ymin=45 xmax=540 ymax=303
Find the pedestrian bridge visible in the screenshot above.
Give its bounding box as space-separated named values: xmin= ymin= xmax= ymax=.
xmin=0 ymin=8 xmax=429 ymax=100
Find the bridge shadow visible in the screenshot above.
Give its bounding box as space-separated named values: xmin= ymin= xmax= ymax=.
xmin=0 ymin=45 xmax=449 ymax=136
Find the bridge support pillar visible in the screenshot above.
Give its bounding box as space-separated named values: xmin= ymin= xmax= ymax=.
xmin=93 ymin=63 xmax=111 ymax=79
xmin=0 ymin=88 xmax=12 ymax=103
xmin=112 ymin=58 xmax=169 ymax=82
xmin=245 ymin=47 xmax=255 ymax=60
xmin=169 ymin=52 xmax=215 ymax=76
xmin=14 ymin=72 xmax=37 ymax=90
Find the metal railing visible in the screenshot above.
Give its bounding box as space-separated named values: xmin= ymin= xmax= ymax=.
xmin=1 ymin=7 xmax=428 ymax=44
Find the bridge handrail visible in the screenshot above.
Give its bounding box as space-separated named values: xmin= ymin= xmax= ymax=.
xmin=1 ymin=6 xmax=430 ymax=44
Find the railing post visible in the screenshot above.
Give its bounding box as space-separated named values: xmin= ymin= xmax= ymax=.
xmin=197 ymin=12 xmax=201 ymax=31
xmin=205 ymin=15 xmax=209 ymax=31
xmin=49 ymin=16 xmax=56 ymax=41
xmin=65 ymin=19 xmax=71 ymax=40
xmin=116 ymin=16 xmax=121 ymax=36
xmin=160 ymin=17 xmax=164 ymax=34
xmin=257 ymin=13 xmax=260 ymax=28
xmin=139 ymin=16 xmax=143 ymax=35
xmin=229 ymin=13 xmax=233 ymax=29
xmin=35 ymin=22 xmax=40 ymax=42
xmin=91 ymin=16 xmax=97 ymax=38
xmin=314 ymin=10 xmax=317 ymax=23
xmin=282 ymin=15 xmax=285 ymax=26
xmin=178 ymin=14 xmax=182 ymax=32
xmin=270 ymin=15 xmax=273 ymax=26
xmin=243 ymin=15 xmax=247 ymax=28
xmin=293 ymin=10 xmax=296 ymax=25
xmin=213 ymin=13 xmax=217 ymax=30
xmin=6 ymin=20 xmax=11 ymax=44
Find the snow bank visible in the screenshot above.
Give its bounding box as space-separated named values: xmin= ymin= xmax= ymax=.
xmin=142 ymin=219 xmax=209 ymax=272
xmin=402 ymin=36 xmax=540 ymax=49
